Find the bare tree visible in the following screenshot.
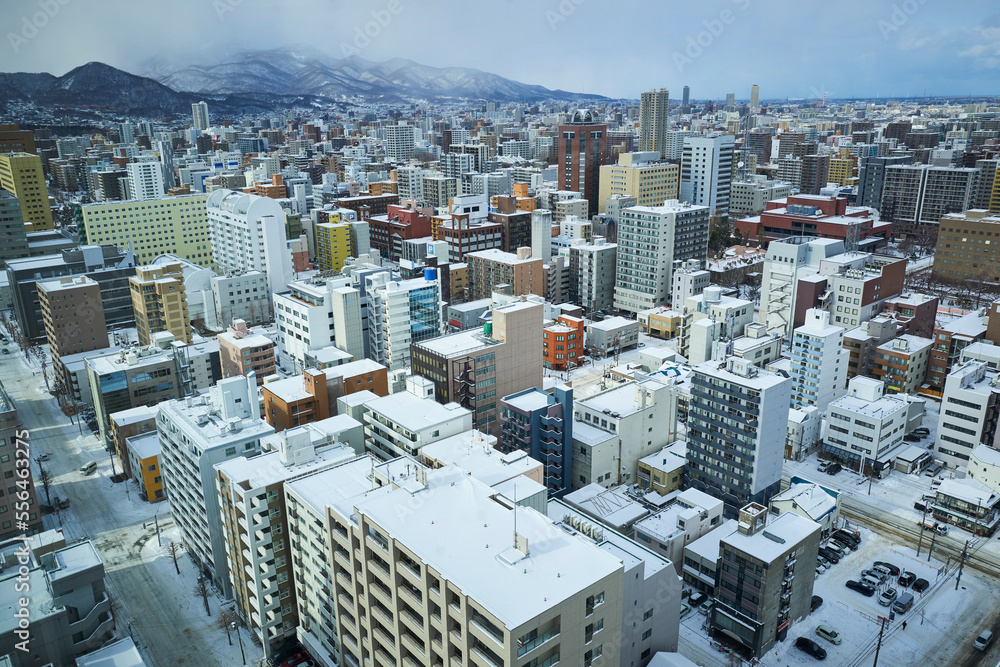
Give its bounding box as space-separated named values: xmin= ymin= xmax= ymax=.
xmin=217 ymin=608 xmax=236 ymax=646
xmin=40 ymin=357 xmax=50 ymax=391
xmin=194 ymin=571 xmax=212 ymax=616
xmin=37 ymin=466 xmax=53 ymax=506
xmin=166 ymin=540 xmax=183 ymax=575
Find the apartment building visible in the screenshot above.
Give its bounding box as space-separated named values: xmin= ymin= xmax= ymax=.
xmin=639 ymin=88 xmax=669 ymax=156
xmin=499 ymin=385 xmax=574 ymax=496
xmin=856 ymin=154 xmax=913 ymax=210
xmin=367 ymin=273 xmax=442 ymax=370
xmin=315 ymin=221 xmax=354 ymax=272
xmin=843 ymin=316 xmax=898 ymax=379
xmin=435 ymin=213 xmax=504 ymax=262
xmin=769 ymin=480 xmax=840 ymax=538
xmin=822 ymin=377 xmax=909 ymax=475
xmin=597 ymin=152 xmax=680 ymax=212
xmin=79 ymin=193 xmax=213 ymax=268
xmin=212 ymin=270 xmax=272 ymax=326
xmin=789 ymin=309 xmax=849 ymax=412
xmin=207 ymin=189 xmax=293 ymax=294
xmin=632 ymin=488 xmax=723 ymax=573
xmin=708 ymin=504 xmax=820 ymax=659
xmin=881 ymin=292 xmax=939 ymax=338
xmin=125 ymin=160 xmax=165 ymax=201
xmin=758 ymin=236 xmax=844 ymax=336
xmin=542 ymin=315 xmax=585 ymax=370
xmin=933 ymin=209 xmax=1000 ymax=282
xmin=729 ymin=179 xmax=793 ymax=218
xmin=669 ymin=259 xmax=711 ymax=310
xmin=109 ymin=404 xmax=158 ymax=479
xmin=37 ymin=275 xmax=108 ymax=377
xmin=927 ymin=311 xmax=988 ymax=390
xmin=678 ymin=287 xmax=753 ymax=360
xmin=732 ymin=323 xmax=783 ymax=368
xmin=687 ymin=357 xmax=792 ymax=516
xmin=157 ymin=376 xmax=275 ymax=597
xmin=881 ymin=164 xmax=979 ymax=236
xmin=410 ymin=299 xmax=544 ymax=435
xmin=0 ymin=189 xmax=28 ymax=266
xmin=0 ymin=152 xmax=53 ymax=230
xmin=125 ymin=431 xmax=164 ymax=502
xmin=272 ymin=275 xmax=365 ymax=366
xmin=368 ymin=203 xmax=433 ymax=262
xmin=872 ymin=334 xmax=933 ymax=394
xmin=680 ymin=135 xmax=735 ymax=214
xmin=362 ymin=388 xmax=473 ymax=460
xmin=130 ymin=262 xmax=191 ymax=345
xmin=218 ymin=319 xmax=276 ymax=384
xmin=567 ymin=237 xmax=617 ymax=314
xmin=383 ymin=122 xmax=416 ymax=162
xmin=935 ymin=361 xmax=1000 ymax=469
xmin=613 ymin=201 xmax=711 ymax=314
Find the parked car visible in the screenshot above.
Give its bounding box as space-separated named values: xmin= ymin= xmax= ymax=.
xmin=913 ymin=501 xmax=927 ymax=512
xmin=974 ymin=630 xmax=994 ymax=651
xmin=912 ymin=578 xmax=930 ymax=593
xmin=831 ymin=537 xmax=858 ymax=552
xmin=817 ymin=555 xmax=830 ymax=567
xmin=818 ymin=547 xmax=840 ymax=564
xmin=818 ymin=460 xmax=832 ymax=472
xmin=688 ymin=591 xmax=707 ymax=608
xmin=810 ymin=595 xmax=823 ymax=613
xmin=898 ymin=572 xmax=917 ymax=588
xmin=878 ymin=588 xmax=899 ymax=607
xmin=861 ymin=569 xmax=888 ymax=584
xmin=893 ymin=592 xmax=915 ymax=614
xmin=815 ymin=625 xmax=842 ymax=645
xmin=36 ymin=453 xmax=50 ymax=462
xmin=874 ymin=562 xmax=900 ymax=576
xmin=698 ymin=601 xmax=712 ymax=616
xmin=826 ymin=463 xmax=843 ymax=475
xmin=833 ymin=530 xmax=860 ymax=548
xmin=904 ymin=434 xmax=922 ymax=442
xmin=913 ymin=427 xmax=930 ymax=436
xmin=679 ymin=603 xmax=691 ymax=617
xmin=794 ymin=637 xmax=828 ymax=660
xmin=1 ymin=349 xmax=9 ymax=355
xmin=846 ymin=580 xmax=876 ymax=597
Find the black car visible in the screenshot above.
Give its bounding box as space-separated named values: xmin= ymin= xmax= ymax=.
xmin=795 ymin=637 xmax=828 ymax=660
xmin=688 ymin=591 xmax=708 ymax=607
xmin=826 ymin=463 xmax=843 ymax=475
xmin=914 ymin=501 xmax=927 ymax=512
xmin=833 ymin=530 xmax=860 ymax=548
xmin=898 ymin=572 xmax=917 ymax=587
xmin=874 ymin=561 xmax=901 ymax=577
xmin=912 ymin=578 xmax=930 ymax=593
xmin=904 ymin=434 xmax=922 ymax=442
xmin=846 ymin=580 xmax=876 ymax=597
xmin=811 ymin=595 xmax=823 ymax=613
xmin=818 ymin=547 xmax=840 ymax=564
xmin=831 ymin=537 xmax=858 ymax=552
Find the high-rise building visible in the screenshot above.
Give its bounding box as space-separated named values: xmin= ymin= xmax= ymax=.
xmin=467 ymin=247 xmax=544 ymax=300
xmin=568 ymin=237 xmax=617 ymax=314
xmin=682 ymin=85 xmax=690 ymax=107
xmin=207 ymin=189 xmax=293 ymax=294
xmin=0 ymin=152 xmax=53 ymax=230
xmin=790 ymin=309 xmax=849 ymax=412
xmin=125 ymin=160 xmax=165 ymax=200
xmin=367 ymin=273 xmax=442 ymax=370
xmin=613 ymin=200 xmax=710 ymax=313
xmin=597 ymin=151 xmax=680 ymax=212
xmin=0 ymin=189 xmax=28 ymax=265
xmin=725 ymin=92 xmax=736 ymax=109
xmin=934 ymin=361 xmax=1000 ymax=469
xmin=880 ymin=164 xmax=979 ymax=236
xmin=639 ymin=88 xmax=669 ymax=157
xmin=750 ymin=84 xmax=760 ymax=110
xmin=680 ymin=135 xmax=735 ymax=214
xmin=687 ymin=357 xmax=792 ymax=516
xmin=0 ymin=124 xmax=35 ymax=153
xmin=382 ymin=122 xmax=416 ymax=162
xmin=130 ymin=262 xmax=191 ymax=346
xmin=934 ymin=209 xmax=1000 ymax=282
xmin=799 ymin=153 xmax=830 ymax=195
xmin=499 ymin=385 xmax=574 ymax=496
xmin=0 ymin=384 xmax=43 ymax=538
xmin=79 ymin=194 xmax=213 ymax=268
xmin=728 ymin=178 xmax=793 ymax=217
xmin=37 ymin=275 xmax=108 ymax=378
xmin=191 ymin=101 xmax=210 ymax=131
xmin=157 ymin=376 xmax=273 ymax=597
xmin=558 ymin=109 xmax=608 ymax=215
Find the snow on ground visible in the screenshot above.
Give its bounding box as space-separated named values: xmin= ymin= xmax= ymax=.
xmin=142 ymin=526 xmax=256 ymax=666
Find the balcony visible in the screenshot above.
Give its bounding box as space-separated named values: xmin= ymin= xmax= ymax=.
xmin=401 ymin=631 xmax=427 ymax=658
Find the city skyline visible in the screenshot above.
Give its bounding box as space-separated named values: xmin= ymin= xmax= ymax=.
xmin=0 ymin=0 xmax=997 ymax=100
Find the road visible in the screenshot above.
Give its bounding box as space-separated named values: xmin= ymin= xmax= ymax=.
xmin=1 ymin=349 xmax=218 ymax=666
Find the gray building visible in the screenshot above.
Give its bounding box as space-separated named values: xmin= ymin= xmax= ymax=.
xmin=856 ymin=155 xmax=913 ymax=210
xmin=446 ymin=297 xmax=491 ymax=330
xmin=499 ymin=385 xmax=574 ymax=496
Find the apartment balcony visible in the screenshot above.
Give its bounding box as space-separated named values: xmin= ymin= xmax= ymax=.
xmin=259 ymin=561 xmax=276 ymax=580
xmin=374 ymin=646 xmax=395 ymax=666
xmin=257 ymin=544 xmax=273 ymax=560
xmin=400 ymin=631 xmax=427 ymax=659
xmin=372 ymin=602 xmax=394 ymax=627
xmin=259 ymin=576 xmax=278 ymax=597
xmin=373 ymin=625 xmax=396 ymax=650
xmin=262 ymin=593 xmax=280 ymax=613
xmin=399 ymin=606 xmax=425 ymax=634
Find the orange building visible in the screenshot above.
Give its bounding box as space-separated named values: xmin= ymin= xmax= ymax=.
xmin=247 ymin=173 xmax=286 ymax=199
xmin=542 ymin=314 xmax=585 ymax=370
xmin=217 ymin=319 xmax=276 ymax=385
xmin=262 ymin=360 xmax=390 ymax=431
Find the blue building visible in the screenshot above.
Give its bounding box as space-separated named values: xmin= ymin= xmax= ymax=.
xmin=499 ymin=385 xmax=573 ymax=497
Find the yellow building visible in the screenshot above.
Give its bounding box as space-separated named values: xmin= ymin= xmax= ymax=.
xmin=598 ymin=152 xmax=680 ymax=213
xmin=828 ymin=157 xmax=856 ymax=186
xmin=126 ymin=432 xmax=165 ymax=502
xmin=0 ymin=152 xmax=53 ymax=230
xmin=990 ymin=164 xmax=1000 ymax=214
xmin=637 ymin=306 xmax=683 ymax=339
xmin=130 ymin=262 xmax=191 ymax=345
xmin=637 ymin=443 xmax=686 ymax=495
xmin=316 ymin=219 xmax=354 ymax=271
xmin=78 ymin=193 xmax=213 ymax=268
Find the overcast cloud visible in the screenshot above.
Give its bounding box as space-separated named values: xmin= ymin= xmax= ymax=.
xmin=1 ymin=0 xmax=998 ymax=100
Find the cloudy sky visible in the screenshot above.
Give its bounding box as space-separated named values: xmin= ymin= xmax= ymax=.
xmin=1 ymin=0 xmax=998 ymax=100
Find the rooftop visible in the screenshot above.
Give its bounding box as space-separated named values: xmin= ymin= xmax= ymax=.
xmin=365 ymin=391 xmax=470 ymax=432
xmin=564 ymin=484 xmax=649 ymax=529
xmin=771 ymin=481 xmax=839 ymax=521
xmin=262 ymin=376 xmax=312 ymax=403
xmin=415 ymin=327 xmax=499 ymax=357
xmin=109 ymin=405 xmax=159 ymax=427
xmin=420 ymin=431 xmax=541 ymax=487
xmin=721 ymin=511 xmax=821 ymax=563
xmin=217 ymin=330 xmax=274 ymax=350
xmin=216 ymin=441 xmax=357 ymax=490
xmin=466 ymin=248 xmax=540 ymax=264
xmin=973 ymin=444 xmax=1000 ymax=468
xmin=685 ymin=518 xmax=739 ymax=561
xmin=589 ymin=316 xmax=639 ymax=332
xmin=939 ymin=310 xmax=988 ymax=339
xmin=639 ymin=441 xmax=688 ymax=472
xmin=936 ymin=478 xmax=999 ymax=507
xmin=503 ymin=388 xmax=553 ymax=413
xmin=572 ymin=419 xmax=618 ymax=446
xmin=577 ymin=380 xmax=664 ymax=419
xmin=75 ymin=637 xmax=147 ymax=667
xmin=126 ymin=432 xmax=160 ymax=461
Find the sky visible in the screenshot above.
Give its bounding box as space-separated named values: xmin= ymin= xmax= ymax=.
xmin=0 ymin=0 xmax=998 ymax=100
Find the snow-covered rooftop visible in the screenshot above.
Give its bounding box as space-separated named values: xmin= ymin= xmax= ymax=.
xmin=721 ymin=511 xmax=821 ymax=563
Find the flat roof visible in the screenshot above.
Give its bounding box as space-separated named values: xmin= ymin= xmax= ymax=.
xmin=415 ymin=328 xmax=498 ymax=357
xmin=262 ymin=376 xmax=312 ymax=403
xmin=937 ymin=478 xmax=999 ymax=506
xmin=217 ymin=442 xmax=357 ymax=489
xmin=110 ymin=405 xmax=159 ymax=427
xmin=721 ymin=511 xmax=820 ymax=563
xmin=126 ymin=432 xmax=160 ymax=461
xmin=572 ymin=419 xmax=617 ymax=446
xmin=365 ymin=391 xmax=470 ymax=432
xmin=323 ymin=358 xmax=385 ymax=379
xmin=564 ymin=484 xmax=649 ymax=529
xmin=589 ymin=316 xmax=639 ymax=332
xmin=503 ymin=389 xmax=552 ymax=413
xmin=685 ymin=518 xmax=739 ymax=561
xmin=217 ymin=331 xmax=274 ymax=350
xmin=578 ymin=381 xmax=664 ymax=418
xmin=75 ymin=637 xmax=146 ymax=667
xmin=48 ymin=541 xmax=103 ymax=584
xmin=420 ymin=431 xmax=541 ymax=487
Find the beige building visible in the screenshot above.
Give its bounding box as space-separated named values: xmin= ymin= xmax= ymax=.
xmin=0 ymin=152 xmax=53 ymax=230
xmin=934 ymin=209 xmax=1000 ymax=282
xmin=37 ymin=275 xmax=109 ymax=377
xmin=466 ymin=247 xmax=544 ymax=300
xmin=217 ymin=319 xmax=276 ymax=384
xmin=130 ymin=262 xmax=191 ymax=345
xmin=637 ymin=306 xmax=683 ymax=339
xmin=872 ymin=334 xmax=933 ymax=394
xmin=598 ymin=152 xmax=680 ymax=213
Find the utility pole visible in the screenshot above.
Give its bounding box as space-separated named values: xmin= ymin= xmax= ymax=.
xmin=916 ymin=504 xmax=929 ymax=556
xmin=233 ymin=622 xmax=246 ymax=665
xmin=873 ymin=616 xmax=887 ymax=667
xmin=155 ymin=511 xmax=161 ymax=547
xmin=927 ymin=529 xmax=937 ymax=563
xmin=955 ymin=539 xmax=969 ymax=590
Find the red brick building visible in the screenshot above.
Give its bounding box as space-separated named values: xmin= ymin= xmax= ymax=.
xmin=542 ymin=314 xmax=585 ymax=370
xmin=736 ymin=194 xmax=892 ymax=249
xmin=368 ymin=202 xmax=433 ymax=261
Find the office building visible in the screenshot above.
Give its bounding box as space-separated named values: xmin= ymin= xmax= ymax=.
xmin=211 ymin=270 xmax=272 ymax=326
xmin=541 ymin=314 xmax=585 ymax=371
xmin=680 ymin=135 xmax=735 ymax=214
xmin=687 ymin=357 xmax=791 ymax=516
xmin=367 ymin=273 xmax=442 ymax=370
xmin=37 ymin=275 xmax=108 ymax=377
xmin=872 ymin=334 xmax=933 ymax=394
xmin=750 ymin=84 xmax=759 ymax=109
xmin=934 ymin=209 xmax=1000 ymax=282
xmin=633 ymin=488 xmax=724 ymax=573
xmin=467 ymin=247 xmax=544 ymax=300
xmin=678 ymin=286 xmax=753 ymax=361
xmin=708 ymin=504 xmax=820 ymax=658
xmin=157 ymin=376 xmax=274 ymax=597
xmin=126 ymin=160 xmax=165 ymax=200
xmin=79 ymin=194 xmax=213 ymax=268
xmin=670 ymin=259 xmax=711 ymax=309
xmin=789 ymin=309 xmax=849 ymax=412
xmin=499 ymin=385 xmax=574 ymax=496
xmin=411 ymin=299 xmax=543 ymax=434
xmin=0 ymin=152 xmax=52 ymax=231
xmin=927 ymin=311 xmax=988 ymax=390
xmin=0 ymin=124 xmax=35 ymax=153
xmin=613 ymin=201 xmax=711 ymax=314
xmin=735 ymin=194 xmax=891 ymax=249
xmin=218 ymin=319 xmax=276 ymax=384
xmin=0 ymin=384 xmax=42 ymax=538
xmin=558 ymin=109 xmax=608 ymax=215
xmin=799 ymin=154 xmax=830 ymax=196
xmin=935 ymin=361 xmax=1000 ymax=469
xmin=597 ymin=151 xmax=680 ymax=212
xmin=192 ymin=101 xmax=210 ymax=130
xmin=728 ymin=179 xmax=793 ymax=218
xmin=382 ymin=122 xmax=416 ymax=162
xmin=639 ymin=88 xmax=670 ymax=157
xmin=272 ymin=274 xmax=365 ymax=367
xmin=0 ymin=190 xmax=28 ymax=265
xmin=823 ymin=377 xmax=910 ymax=475
xmin=206 ymin=189 xmax=293 ymax=294
xmin=130 ymin=262 xmax=191 ymax=346
xmin=316 ymin=221 xmax=355 ymax=272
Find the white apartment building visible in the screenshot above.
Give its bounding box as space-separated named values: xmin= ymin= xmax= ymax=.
xmin=367 ymin=274 xmax=442 ymax=371
xmin=729 ymin=178 xmax=793 ymax=217
xmin=211 ymin=270 xmax=272 ymax=326
xmin=192 ymin=101 xmax=210 ymax=130
xmin=206 ymin=189 xmax=294 ymax=294
xmin=680 ymin=135 xmax=735 ymax=214
xmin=632 ymin=488 xmax=725 ymax=573
xmin=935 ymin=361 xmax=1000 ymax=469
xmin=568 ymin=237 xmax=617 ymax=314
xmin=823 ymin=377 xmax=908 ymax=475
xmin=362 ymin=390 xmax=473 ymax=460
xmin=614 ymin=200 xmax=711 ymax=314
xmin=383 ymin=123 xmax=416 ymax=162
xmin=126 ymin=160 xmax=165 ymax=201
xmin=157 ymin=376 xmax=275 ymax=597
xmin=759 ymin=236 xmax=846 ymax=336
xmin=572 ymin=380 xmax=676 ymax=488
xmin=687 ymin=357 xmax=792 ymax=516
xmin=790 ymin=308 xmax=849 ymax=412
xmin=272 ymin=275 xmax=365 ymax=367
xmin=969 ymin=445 xmax=1000 ymax=496
xmin=663 ymin=130 xmax=697 ymax=161
xmin=678 ymin=286 xmax=753 ymax=360
xmin=670 ymin=258 xmax=711 ymax=309
xmin=394 ymin=165 xmax=426 ymax=200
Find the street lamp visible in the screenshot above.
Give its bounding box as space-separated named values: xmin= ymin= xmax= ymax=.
xmin=232 ymin=622 xmax=246 ymax=665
